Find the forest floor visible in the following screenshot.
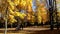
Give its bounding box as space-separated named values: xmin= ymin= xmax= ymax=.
xmin=0 ymin=25 xmax=60 ymax=34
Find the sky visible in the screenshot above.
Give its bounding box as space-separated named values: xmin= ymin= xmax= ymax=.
xmin=32 ymin=0 xmax=36 ymax=12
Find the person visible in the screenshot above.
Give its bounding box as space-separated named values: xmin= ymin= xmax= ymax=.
xmin=15 ymin=16 xmax=23 ymax=30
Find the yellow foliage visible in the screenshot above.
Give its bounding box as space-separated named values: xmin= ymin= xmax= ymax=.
xmin=13 ymin=0 xmax=20 ymax=6
xmin=14 ymin=12 xmax=26 ymax=19
xmin=7 ymin=0 xmax=15 ymax=10
xmin=1 ymin=0 xmax=50 ymax=24
xmin=37 ymin=16 xmax=42 ymax=23
xmin=37 ymin=3 xmax=49 ymax=24
xmin=31 ymin=16 xmax=35 ymax=22
xmin=8 ymin=14 xmax=17 ymax=24
xmin=8 ymin=7 xmax=14 ymax=15
xmin=20 ymin=0 xmax=26 ymax=7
